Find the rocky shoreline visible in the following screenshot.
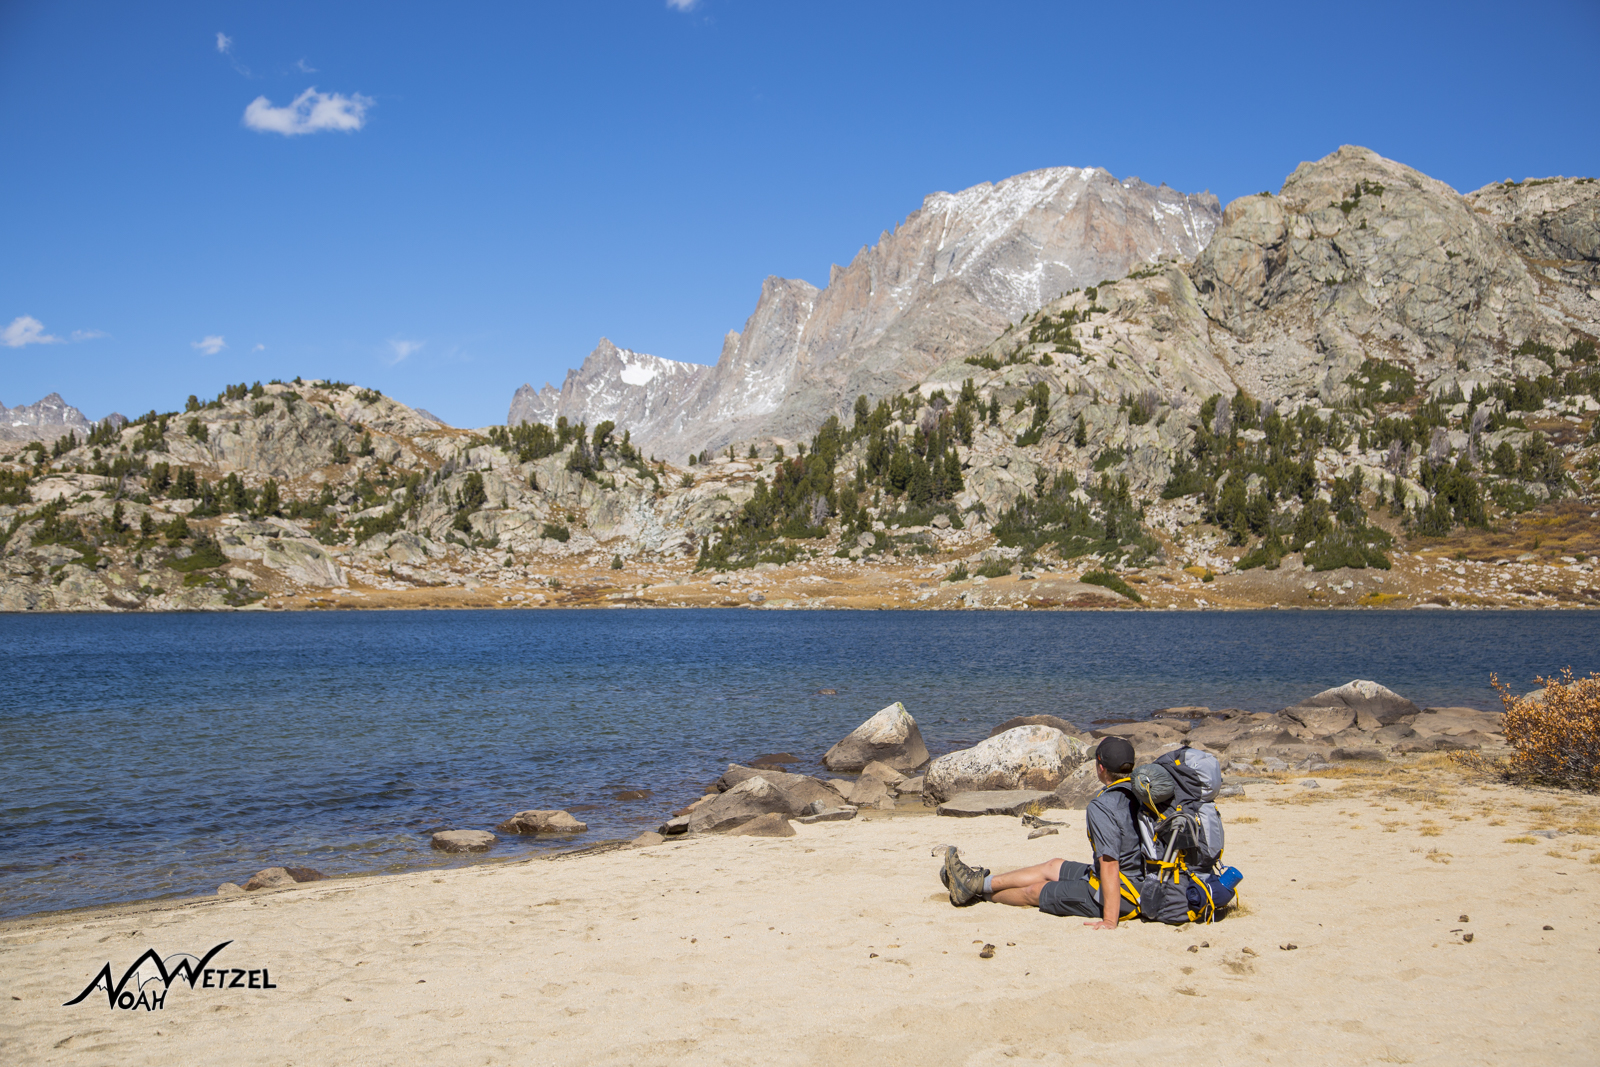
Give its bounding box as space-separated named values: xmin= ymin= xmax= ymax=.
xmin=202 ymin=678 xmax=1511 ymax=908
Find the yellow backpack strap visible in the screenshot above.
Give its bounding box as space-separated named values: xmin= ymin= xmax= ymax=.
xmin=1088 ymin=871 xmax=1142 ymax=918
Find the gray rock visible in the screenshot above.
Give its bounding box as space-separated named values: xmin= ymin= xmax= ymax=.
xmin=1372 ymin=724 xmax=1419 ymax=745
xmin=1299 ymin=780 xmax=1320 ymax=789
xmin=497 ymin=809 xmax=589 ymax=834
xmin=896 ymin=775 xmax=925 ymax=795
xmin=630 ymin=832 xmax=665 ymax=847
xmin=1027 ymin=826 xmax=1059 ymax=839
xmin=726 ymin=812 xmax=796 ymax=837
xmin=1216 ymin=784 xmax=1246 ymax=798
xmin=1187 ymin=721 xmax=1248 ymax=749
xmin=430 ymin=830 xmax=496 ymax=853
xmin=822 ymin=702 xmax=930 ymax=773
xmin=1410 ymin=707 xmax=1505 ymax=738
xmin=1284 ymin=680 xmax=1420 ymax=727
xmin=217 ymin=882 xmax=245 ymax=896
xmin=858 ymin=760 xmax=908 ymax=788
xmin=714 ymin=764 xmax=845 ymax=814
xmin=1090 ymin=721 xmax=1188 ymax=744
xmin=1050 ymin=759 xmax=1102 ymax=809
xmin=659 ymin=815 xmax=691 ymax=836
xmin=1152 ymin=705 xmax=1211 ymax=719
xmin=925 ymin=726 xmax=1089 ymax=802
xmin=846 ymin=776 xmax=896 ymax=810
xmin=796 ymin=806 xmax=858 ymax=824
xmin=936 ymin=790 xmax=1057 ymax=817
xmin=242 ymin=867 xmax=298 ymax=891
xmin=686 ymin=775 xmax=794 ymax=834
xmin=1282 ymin=705 xmax=1356 ymax=738
xmin=1330 ymin=747 xmax=1386 ymax=762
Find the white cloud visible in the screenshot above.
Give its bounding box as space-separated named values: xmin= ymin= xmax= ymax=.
xmin=296 ymin=58 xmax=317 ymax=73
xmin=2 ymin=316 xmax=62 ymax=348
xmin=388 ymin=338 xmax=424 ymax=364
xmin=216 ymin=32 xmax=233 ymax=54
xmin=69 ymin=329 xmax=108 ymax=342
xmin=243 ymin=87 xmax=372 ymax=136
xmin=192 ymin=335 xmax=227 ymax=356
xmin=253 ymin=343 xmax=266 ymax=352
xmin=666 ymin=0 xmax=699 ymax=9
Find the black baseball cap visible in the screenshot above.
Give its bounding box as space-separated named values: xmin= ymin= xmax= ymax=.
xmin=1094 ymin=737 xmax=1136 ymax=776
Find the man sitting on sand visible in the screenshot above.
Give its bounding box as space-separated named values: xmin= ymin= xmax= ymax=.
xmin=940 ymin=737 xmax=1142 ymax=930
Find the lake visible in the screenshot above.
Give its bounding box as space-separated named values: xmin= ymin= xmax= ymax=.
xmin=3 ymin=608 xmax=1597 ymax=920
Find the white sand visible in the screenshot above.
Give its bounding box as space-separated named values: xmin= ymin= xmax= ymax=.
xmin=5 ymin=772 xmax=1597 ymax=1066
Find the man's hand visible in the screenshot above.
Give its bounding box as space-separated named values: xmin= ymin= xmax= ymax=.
xmin=1082 ymin=919 xmax=1118 ymax=930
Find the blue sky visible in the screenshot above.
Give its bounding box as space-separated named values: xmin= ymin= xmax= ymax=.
xmin=2 ymin=1 xmax=1597 ymax=427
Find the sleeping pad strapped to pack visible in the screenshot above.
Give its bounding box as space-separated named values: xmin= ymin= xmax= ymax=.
xmin=1120 ymin=743 xmax=1242 ymax=924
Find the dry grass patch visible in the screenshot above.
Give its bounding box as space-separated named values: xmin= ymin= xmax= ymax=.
xmin=1233 ymin=815 xmax=1259 ymax=824
xmin=1491 ymin=668 xmax=1600 ymax=792
xmin=1505 ymin=836 xmax=1539 ymax=844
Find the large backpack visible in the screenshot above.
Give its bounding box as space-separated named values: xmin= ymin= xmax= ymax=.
xmin=1124 ymin=743 xmax=1240 ymax=923
xmin=1131 ymin=744 xmax=1225 ymax=871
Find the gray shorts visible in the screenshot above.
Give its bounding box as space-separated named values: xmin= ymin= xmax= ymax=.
xmin=1037 ymin=860 xmax=1136 ymax=918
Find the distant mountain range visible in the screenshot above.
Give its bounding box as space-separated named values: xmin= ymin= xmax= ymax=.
xmin=0 ymin=393 xmax=100 ymax=441
xmin=510 ymin=166 xmax=1221 ymax=460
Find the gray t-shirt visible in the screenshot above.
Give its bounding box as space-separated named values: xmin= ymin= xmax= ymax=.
xmin=1084 ymin=785 xmax=1146 ymax=895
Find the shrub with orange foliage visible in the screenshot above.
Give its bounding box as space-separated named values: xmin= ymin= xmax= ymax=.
xmin=1493 ymin=668 xmax=1600 ymax=792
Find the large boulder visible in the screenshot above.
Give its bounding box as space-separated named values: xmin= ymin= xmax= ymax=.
xmin=822 ymin=702 xmax=929 ymax=773
xmin=496 ymin=809 xmax=588 ymax=834
xmin=686 ymin=776 xmax=794 ymax=834
xmin=924 ymin=726 xmax=1089 ymax=802
xmin=1051 ymin=759 xmax=1102 ymax=808
xmin=1282 ymin=680 xmax=1420 ymax=726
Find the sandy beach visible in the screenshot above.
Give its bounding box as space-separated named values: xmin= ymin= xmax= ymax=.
xmin=5 ymin=761 xmax=1597 ymax=1066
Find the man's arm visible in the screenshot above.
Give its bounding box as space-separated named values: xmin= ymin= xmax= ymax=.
xmin=1084 ymin=856 xmax=1120 ymax=930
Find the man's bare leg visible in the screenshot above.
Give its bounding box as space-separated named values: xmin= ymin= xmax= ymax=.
xmin=987 ymin=858 xmax=1065 ymax=907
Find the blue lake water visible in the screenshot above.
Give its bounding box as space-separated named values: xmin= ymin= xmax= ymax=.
xmin=4 ymin=608 xmax=1598 ymax=920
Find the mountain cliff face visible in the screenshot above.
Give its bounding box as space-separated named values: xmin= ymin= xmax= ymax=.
xmin=0 ymin=393 xmax=95 ymax=441
xmin=510 ymin=166 xmax=1221 ymax=459
xmin=1190 ymin=146 xmax=1572 ymax=407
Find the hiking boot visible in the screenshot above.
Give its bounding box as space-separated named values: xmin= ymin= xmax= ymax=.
xmin=942 ymin=847 xmax=989 ymax=907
